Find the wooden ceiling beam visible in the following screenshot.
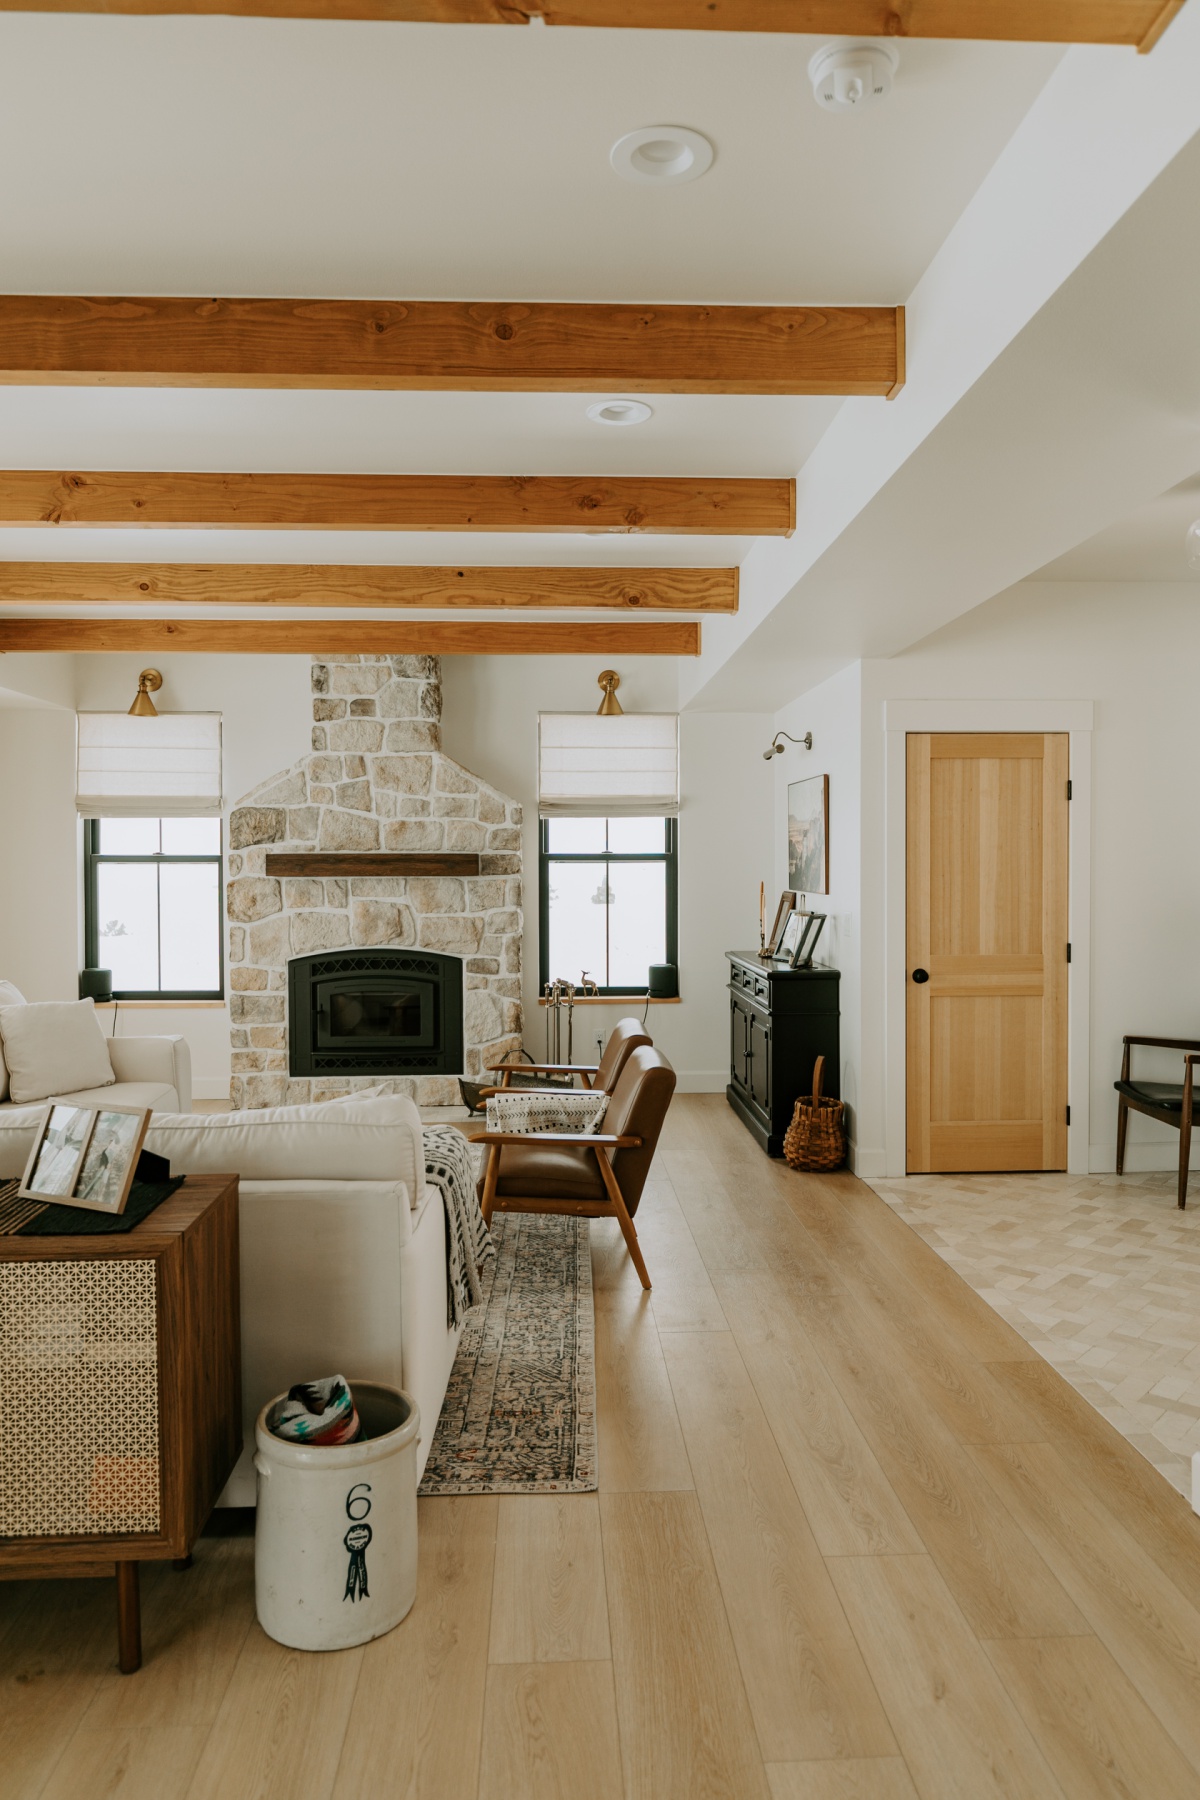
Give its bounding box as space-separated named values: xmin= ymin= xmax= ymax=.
xmin=0 ymin=618 xmax=700 ymax=655
xmin=0 ymin=561 xmax=737 ymax=611
xmin=0 ymin=297 xmax=902 ymax=398
xmin=0 ymin=2 xmax=1178 ymax=46
xmin=0 ymin=470 xmax=793 ymax=537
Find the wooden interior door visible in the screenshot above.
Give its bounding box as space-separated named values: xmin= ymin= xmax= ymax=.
xmin=907 ymin=733 xmax=1068 ymax=1173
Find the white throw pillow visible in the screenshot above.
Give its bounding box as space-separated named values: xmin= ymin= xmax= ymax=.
xmin=0 ymin=979 xmax=25 ymax=1103
xmin=0 ymin=998 xmax=115 ymax=1106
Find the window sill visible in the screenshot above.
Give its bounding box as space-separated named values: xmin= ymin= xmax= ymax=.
xmin=537 ymin=995 xmax=681 ymax=1006
xmin=95 ymin=1000 xmax=227 ymax=1009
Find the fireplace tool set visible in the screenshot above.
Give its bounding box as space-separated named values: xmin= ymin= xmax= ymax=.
xmin=544 ymin=975 xmax=599 ymax=1065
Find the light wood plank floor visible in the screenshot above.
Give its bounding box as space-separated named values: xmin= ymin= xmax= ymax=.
xmin=5 ymin=1095 xmax=1200 ymax=1800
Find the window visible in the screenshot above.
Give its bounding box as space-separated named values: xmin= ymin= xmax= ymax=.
xmin=84 ymin=818 xmax=224 ymax=1000
xmin=539 ymin=816 xmax=677 ymax=995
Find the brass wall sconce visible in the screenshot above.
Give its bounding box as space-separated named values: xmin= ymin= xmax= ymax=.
xmin=763 ymin=730 xmax=812 ymax=761
xmin=128 ymin=669 xmax=163 ymax=718
xmin=596 ymin=670 xmax=624 ymax=716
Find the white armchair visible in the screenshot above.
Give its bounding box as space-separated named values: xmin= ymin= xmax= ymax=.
xmin=145 ymin=1095 xmax=457 ymax=1500
xmin=0 ymin=1093 xmax=459 ymax=1502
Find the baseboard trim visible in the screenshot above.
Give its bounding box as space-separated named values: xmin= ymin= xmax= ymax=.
xmin=192 ymin=1077 xmax=234 ymax=1101
xmin=1090 ymin=1142 xmax=1188 ymax=1175
xmin=675 ymin=1072 xmax=729 ymax=1094
xmin=850 ymin=1146 xmax=887 ymax=1178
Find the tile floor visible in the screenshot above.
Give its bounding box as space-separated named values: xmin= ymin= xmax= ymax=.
xmin=868 ymin=1168 xmax=1200 ymax=1499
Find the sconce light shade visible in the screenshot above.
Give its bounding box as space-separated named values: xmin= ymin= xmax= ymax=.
xmin=128 ymin=669 xmax=163 ymax=717
xmin=596 ymin=670 xmax=624 ymax=716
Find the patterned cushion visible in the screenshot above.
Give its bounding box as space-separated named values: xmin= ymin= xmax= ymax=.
xmin=485 ymin=1090 xmax=609 ymax=1135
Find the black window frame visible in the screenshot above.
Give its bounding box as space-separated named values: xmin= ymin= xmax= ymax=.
xmin=83 ymin=818 xmax=225 ymax=1002
xmin=538 ymin=816 xmax=678 ymax=997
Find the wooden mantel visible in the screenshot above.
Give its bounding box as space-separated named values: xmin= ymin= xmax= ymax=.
xmin=264 ymin=853 xmax=482 ymax=877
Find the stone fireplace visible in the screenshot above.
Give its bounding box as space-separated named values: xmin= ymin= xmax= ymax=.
xmin=225 ymin=654 xmax=522 ymax=1108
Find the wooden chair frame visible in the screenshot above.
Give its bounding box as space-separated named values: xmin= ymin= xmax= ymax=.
xmin=477 ymin=1060 xmax=599 ymax=1101
xmin=1115 ymin=1035 xmax=1200 ymax=1210
xmin=469 ymin=1130 xmax=651 ymax=1289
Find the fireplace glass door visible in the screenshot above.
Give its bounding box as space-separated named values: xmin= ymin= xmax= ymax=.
xmin=313 ymin=975 xmax=437 ymax=1053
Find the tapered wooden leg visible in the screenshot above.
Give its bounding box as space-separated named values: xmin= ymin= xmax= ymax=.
xmin=1179 ymin=1111 xmax=1191 ymax=1211
xmin=1115 ymin=1097 xmax=1129 ymax=1175
xmin=172 ymin=1553 xmax=193 ymax=1571
xmin=594 ymin=1150 xmax=651 ymax=1290
xmin=480 ymin=1145 xmax=501 ymax=1227
xmin=116 ymin=1561 xmax=141 ymax=1674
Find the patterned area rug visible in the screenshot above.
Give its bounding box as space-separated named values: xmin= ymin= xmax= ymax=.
xmin=418 ymin=1213 xmax=597 ymax=1495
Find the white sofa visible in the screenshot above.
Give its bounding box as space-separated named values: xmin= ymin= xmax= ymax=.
xmin=0 ymin=982 xmax=191 ymax=1114
xmin=0 ymin=1094 xmax=458 ymax=1500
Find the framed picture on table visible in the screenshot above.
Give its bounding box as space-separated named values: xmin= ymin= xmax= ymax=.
xmin=777 ymin=911 xmax=804 ymax=964
xmin=19 ymin=1103 xmax=150 ymax=1215
xmin=765 ymin=891 xmax=796 ymax=957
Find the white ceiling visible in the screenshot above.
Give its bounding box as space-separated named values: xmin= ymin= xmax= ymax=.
xmin=0 ymin=387 xmax=840 ymax=480
xmin=0 ymin=19 xmax=1061 ymax=305
xmin=1032 ymin=472 xmax=1200 ymax=580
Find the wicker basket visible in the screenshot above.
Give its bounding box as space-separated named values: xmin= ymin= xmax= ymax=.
xmin=782 ymin=1055 xmax=846 ymax=1172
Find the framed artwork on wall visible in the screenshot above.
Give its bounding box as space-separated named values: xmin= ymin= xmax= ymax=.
xmin=787 ymin=774 xmax=829 ymax=896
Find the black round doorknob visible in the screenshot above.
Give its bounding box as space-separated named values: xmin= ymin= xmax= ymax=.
xmin=912 ymin=968 xmax=930 ymax=984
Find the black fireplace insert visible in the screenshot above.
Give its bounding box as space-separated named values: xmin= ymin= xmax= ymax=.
xmin=288 ymin=949 xmax=464 ymax=1077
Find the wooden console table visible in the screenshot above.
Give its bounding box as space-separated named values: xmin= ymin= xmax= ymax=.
xmin=0 ymin=1173 xmax=240 ymax=1672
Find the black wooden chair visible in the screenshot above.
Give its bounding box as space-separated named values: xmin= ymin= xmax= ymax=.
xmin=1114 ymin=1035 xmax=1200 ymax=1209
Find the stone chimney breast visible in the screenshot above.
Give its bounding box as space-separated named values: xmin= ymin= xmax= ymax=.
xmin=226 ymin=654 xmax=522 ymax=1108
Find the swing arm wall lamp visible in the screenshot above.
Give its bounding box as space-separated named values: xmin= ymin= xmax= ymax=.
xmin=763 ymin=730 xmax=813 ymax=761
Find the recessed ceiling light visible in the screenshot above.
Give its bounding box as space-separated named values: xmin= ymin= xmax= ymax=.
xmin=586 ymin=400 xmax=653 ymax=427
xmin=609 ymin=126 xmax=714 ymax=186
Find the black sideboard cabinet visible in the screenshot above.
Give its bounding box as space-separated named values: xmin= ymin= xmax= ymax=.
xmin=726 ymin=950 xmax=841 ymax=1157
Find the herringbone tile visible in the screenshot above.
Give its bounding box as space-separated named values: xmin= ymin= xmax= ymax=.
xmin=868 ymin=1171 xmax=1200 ymax=1495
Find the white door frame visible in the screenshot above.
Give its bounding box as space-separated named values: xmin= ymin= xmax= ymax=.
xmin=883 ymin=699 xmax=1094 ymax=1179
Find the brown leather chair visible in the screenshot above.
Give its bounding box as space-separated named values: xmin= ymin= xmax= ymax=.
xmin=471 ymin=1045 xmax=676 ymax=1289
xmin=481 ymin=1016 xmax=651 ymax=1099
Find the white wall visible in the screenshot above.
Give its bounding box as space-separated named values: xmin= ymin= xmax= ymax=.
xmin=0 ymin=654 xmax=311 ymax=1097
xmin=778 ymin=582 xmax=1200 ymax=1174
xmin=771 ymin=661 xmax=863 ymax=1149
xmin=72 ymin=655 xmax=312 ymax=1096
xmin=0 ymin=706 xmax=80 ymax=1002
xmin=442 ymin=656 xmax=772 ymax=1090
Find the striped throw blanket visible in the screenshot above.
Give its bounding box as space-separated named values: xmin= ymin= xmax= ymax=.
xmin=423 ymin=1126 xmax=494 ymax=1328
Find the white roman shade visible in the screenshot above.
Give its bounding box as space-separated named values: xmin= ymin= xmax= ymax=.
xmin=538 ymin=713 xmax=679 ymax=817
xmin=76 ymin=713 xmax=224 ymax=817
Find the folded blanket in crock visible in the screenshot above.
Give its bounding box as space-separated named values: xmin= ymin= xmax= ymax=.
xmin=268 ymin=1374 xmax=362 ymax=1445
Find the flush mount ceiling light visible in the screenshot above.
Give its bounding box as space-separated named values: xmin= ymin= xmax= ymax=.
xmin=610 ymin=126 xmax=714 ymax=185
xmin=586 ymin=399 xmax=653 ymax=426
xmin=808 ymin=41 xmax=900 ymax=112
